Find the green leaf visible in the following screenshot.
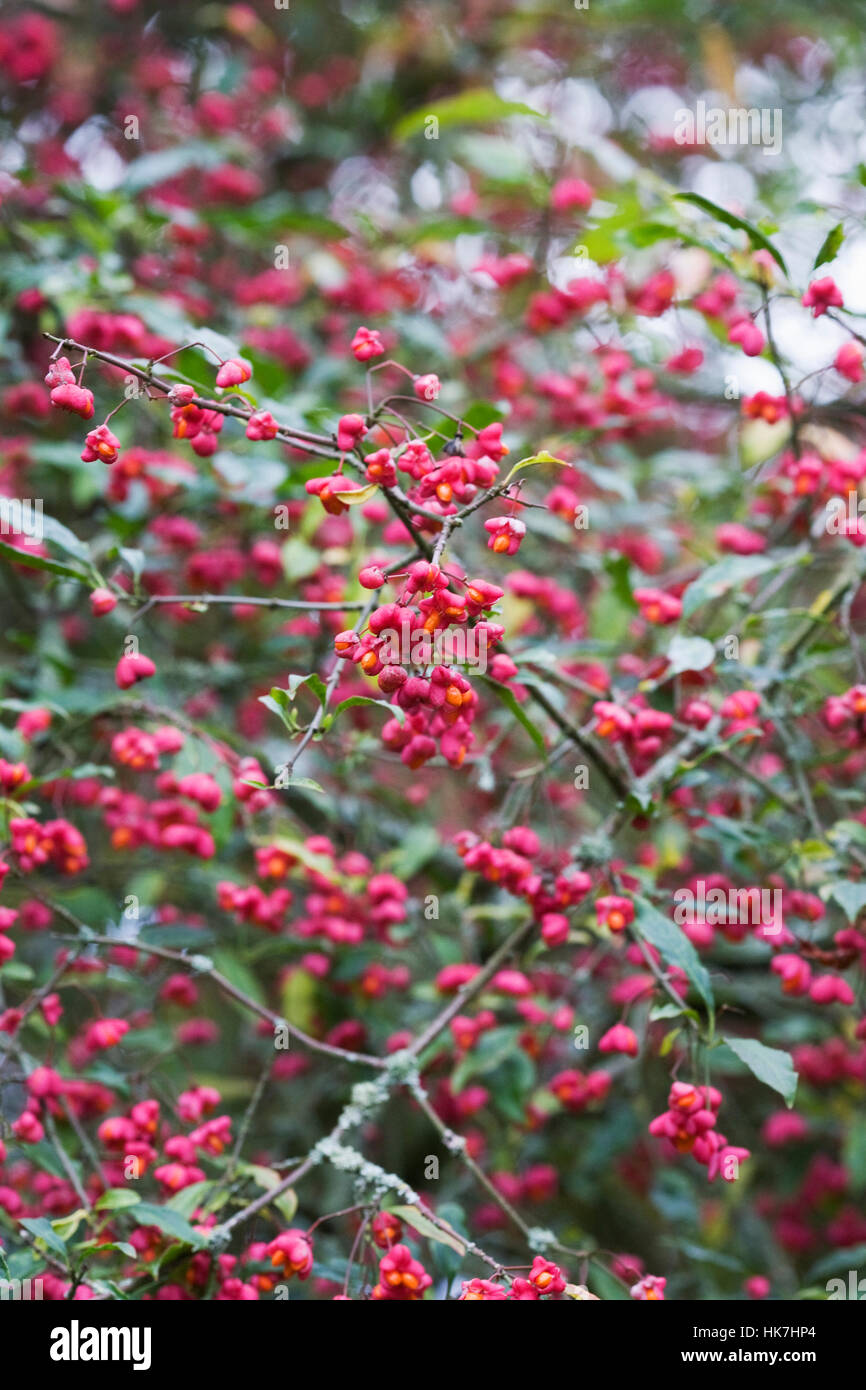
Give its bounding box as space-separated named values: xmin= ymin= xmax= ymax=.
xmin=211 ymin=947 xmax=266 ymax=1007
xmin=330 ymin=694 xmax=406 ymax=726
xmin=387 ymin=1204 xmax=467 ymax=1256
xmin=0 ymin=539 xmax=87 ymax=581
xmin=260 ymin=676 xmax=327 ymax=730
xmin=501 ymin=450 xmax=567 ymax=488
xmin=382 ymin=825 xmax=440 ymax=880
xmin=285 ymin=673 xmax=327 ymax=704
xmin=84 ymin=1241 xmax=138 ymax=1260
xmin=19 ymin=1217 xmax=68 ymax=1259
xmin=394 ymin=90 xmax=544 ymax=140
xmin=122 ymin=142 xmax=226 ymax=194
xmin=674 ymin=192 xmax=788 ymax=275
xmin=20 ymin=763 xmax=113 ymax=794
xmin=237 ymin=1164 xmax=298 ymax=1223
xmin=675 ymin=1241 xmax=744 ymax=1273
xmin=51 ymin=1210 xmax=86 ymax=1244
xmin=739 ymin=415 xmax=793 ymax=468
xmin=131 ymin=1202 xmax=209 ymax=1249
xmin=632 ymin=896 xmax=714 ymax=1014
xmin=165 ymin=1180 xmax=216 ymax=1219
xmin=95 ymin=1189 xmax=142 ymax=1212
xmin=723 ymin=1036 xmax=798 ymax=1108
xmin=281 ymin=537 xmax=322 ymax=583
xmin=843 ymin=1114 xmax=866 ymax=1191
xmin=278 ymin=775 xmax=326 ymax=795
xmin=118 ymin=548 xmax=145 ymax=581
xmin=269 ymin=835 xmax=339 ymax=882
xmin=681 ymin=553 xmax=779 ymax=618
xmin=0 ymin=960 xmax=34 ymax=984
xmin=587 ymin=1262 xmax=631 ymax=1300
xmin=452 ymin=1025 xmax=522 ymax=1093
xmin=665 ymin=634 xmax=716 ymax=677
xmin=40 ymin=514 xmax=92 ymax=566
xmin=806 ymin=1242 xmax=866 ymax=1283
xmin=649 ymin=1002 xmax=699 ymax=1022
xmin=828 ymin=819 xmax=866 ymax=849
xmin=480 ymin=676 xmax=547 ymax=755
xmin=813 ymin=222 xmax=844 ymax=271
xmin=819 ymin=880 xmax=866 ymax=923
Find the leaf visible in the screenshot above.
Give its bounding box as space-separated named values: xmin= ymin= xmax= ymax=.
xmin=739 ymin=416 xmax=793 ymax=468
xmin=260 ymin=676 xmax=327 ymax=728
xmin=118 ymin=547 xmax=145 ymax=581
xmin=122 ymin=141 xmax=226 ymax=194
xmin=458 ymin=133 xmax=533 ymax=184
xmin=40 ymin=514 xmax=92 ymax=565
xmin=681 ymin=553 xmax=779 ymax=618
xmin=138 ymin=924 xmax=214 ymax=950
xmin=843 ymin=1114 xmax=866 ymax=1191
xmin=480 ymin=675 xmax=547 ymax=755
xmin=387 ymin=1204 xmax=467 ymax=1256
xmin=95 ymin=1189 xmax=142 ymax=1212
xmin=19 ymin=1217 xmax=68 ymax=1259
xmin=632 ymin=896 xmax=715 ymax=1014
xmin=394 ymin=90 xmax=544 ymax=140
xmin=723 ymin=1036 xmax=798 ymax=1108
xmin=665 ymin=634 xmax=716 ymax=676
xmin=269 ymin=835 xmax=339 ymax=882
xmin=281 ymin=537 xmax=322 ymax=583
xmin=806 ymin=1242 xmax=866 ymax=1283
xmin=84 ymin=1241 xmax=138 ymax=1260
xmin=452 ymin=1026 xmax=522 ymax=1092
xmin=279 ymin=775 xmax=326 ymax=795
xmin=211 ymin=947 xmax=266 ymax=1007
xmin=330 ymin=694 xmax=406 ymax=726
xmin=165 ymin=1180 xmax=215 ymax=1219
xmin=819 ymin=880 xmax=866 ymax=923
xmin=501 ymin=450 xmax=567 ymax=488
xmin=649 ymin=1002 xmax=698 ymax=1022
xmin=95 ymin=1279 xmax=133 ymax=1301
xmin=237 ymin=1164 xmax=298 ymax=1223
xmin=675 ymin=1241 xmax=744 ymax=1273
xmin=587 ymin=1263 xmax=631 ymax=1300
xmin=0 ymin=960 xmax=34 ymax=984
xmin=828 ymin=819 xmax=866 ymax=849
xmin=0 ymin=539 xmax=87 ymax=581
xmin=285 ymin=673 xmax=327 ymax=704
xmin=813 ymin=222 xmax=844 ymax=271
xmin=21 ymin=763 xmax=113 ymax=794
xmin=131 ymin=1202 xmax=210 ymax=1249
xmin=383 ymin=825 xmax=440 ymax=879
xmin=674 ymin=192 xmax=788 ymax=275
xmin=331 ymin=483 xmax=379 ymax=506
